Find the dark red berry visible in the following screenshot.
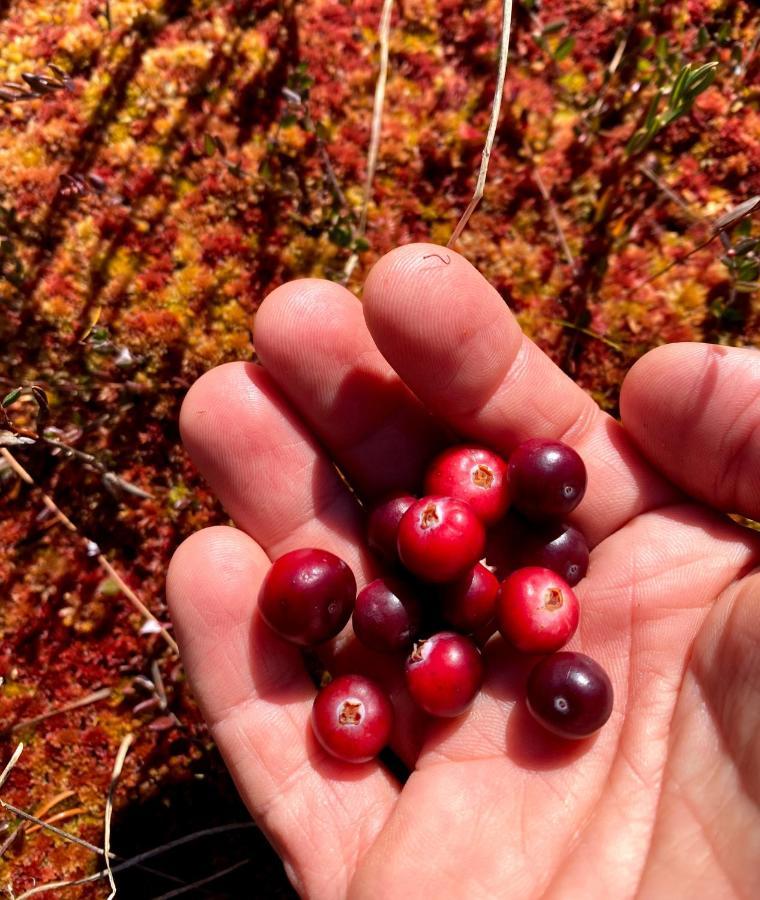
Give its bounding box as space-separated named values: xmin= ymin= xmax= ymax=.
xmin=397 ymin=496 xmax=486 ymax=583
xmin=497 ymin=567 xmax=579 ymax=654
xmin=526 ymin=652 xmax=613 ymax=739
xmin=311 ymin=674 xmax=393 ymax=763
xmin=258 ymin=548 xmax=355 ymax=646
xmin=353 ymin=577 xmax=423 ymax=654
xmin=424 ymin=445 xmax=509 ymax=526
xmin=440 ymin=563 xmax=499 ymax=634
xmin=367 ymin=492 xmax=416 ymax=565
xmin=405 ymin=631 xmax=484 ymax=717
xmin=517 ymin=522 xmax=589 ymax=586
xmin=508 ymin=439 xmax=587 ymax=521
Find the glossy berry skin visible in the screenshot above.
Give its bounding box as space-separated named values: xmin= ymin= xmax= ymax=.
xmin=526 ymin=652 xmax=613 ymax=739
xmin=353 ymin=577 xmax=423 ymax=654
xmin=440 ymin=563 xmax=500 ymax=633
xmin=424 ymin=445 xmax=509 ymax=526
xmin=397 ymin=496 xmax=486 ymax=583
xmin=508 ymin=439 xmax=587 ymax=521
xmin=497 ymin=567 xmax=579 ymax=654
xmin=367 ymin=492 xmax=416 ymax=565
xmin=405 ymin=631 xmax=484 ymax=717
xmin=517 ymin=522 xmax=589 ymax=586
xmin=258 ymin=548 xmax=355 ymax=646
xmin=311 ymin=674 xmax=394 ymax=763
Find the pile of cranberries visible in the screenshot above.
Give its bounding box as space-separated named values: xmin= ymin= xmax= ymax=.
xmin=258 ymin=440 xmax=613 ymax=764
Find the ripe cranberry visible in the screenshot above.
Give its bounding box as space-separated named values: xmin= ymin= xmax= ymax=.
xmin=397 ymin=496 xmax=485 ymax=583
xmin=311 ymin=674 xmax=393 ymax=763
xmin=424 ymin=445 xmax=509 ymax=525
xmin=405 ymin=631 xmax=484 ymax=717
xmin=497 ymin=567 xmax=579 ymax=654
xmin=526 ymin=652 xmax=613 ymax=739
xmin=517 ymin=521 xmax=589 ymax=586
xmin=367 ymin=492 xmax=416 ymax=565
xmin=352 ymin=577 xmax=423 ymax=654
xmin=508 ymin=439 xmax=587 ymax=521
xmin=440 ymin=562 xmax=499 ymax=633
xmin=258 ymin=548 xmax=355 ymax=646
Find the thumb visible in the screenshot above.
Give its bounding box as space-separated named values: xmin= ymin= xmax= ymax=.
xmin=620 ymin=342 xmax=760 ymax=520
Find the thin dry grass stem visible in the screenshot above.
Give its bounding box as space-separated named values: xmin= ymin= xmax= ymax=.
xmin=0 ymin=744 xmax=23 ymax=791
xmin=0 ymin=799 xmax=104 ymax=856
xmin=13 ymin=869 xmax=107 ymax=899
xmin=359 ymin=0 xmax=394 ymax=235
xmin=344 ymin=0 xmax=394 ymax=282
xmin=590 ymin=31 xmax=629 ymax=118
xmin=9 ymin=687 xmax=112 ymax=735
xmin=105 ymin=733 xmax=134 ymax=899
xmin=26 ymin=806 xmax=88 ymax=835
xmin=1 ymin=448 xmax=178 ymax=654
xmin=151 ymin=859 xmax=250 ymax=900
xmin=0 ymin=790 xmax=76 ymax=856
xmin=533 ymin=169 xmax=576 ymax=272
xmin=448 ymin=0 xmax=513 ymax=248
xmin=637 ymin=162 xmax=703 ymax=223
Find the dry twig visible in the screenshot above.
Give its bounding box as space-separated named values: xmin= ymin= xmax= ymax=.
xmin=533 ymin=169 xmax=577 ymax=271
xmin=1 ymin=448 xmax=178 ymax=653
xmin=9 ymin=687 xmax=112 ymax=735
xmin=105 ymin=734 xmax=134 ymax=898
xmin=359 ymin=0 xmax=394 ymax=236
xmin=448 ymin=0 xmax=514 ymax=248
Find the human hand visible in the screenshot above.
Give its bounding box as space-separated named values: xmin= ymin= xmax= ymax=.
xmin=167 ymin=244 xmax=760 ymax=899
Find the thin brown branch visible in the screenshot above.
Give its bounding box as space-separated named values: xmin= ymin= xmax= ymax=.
xmin=1 ymin=447 xmax=178 ymax=653
xmin=0 ymin=799 xmax=104 ymax=856
xmin=533 ymin=169 xmax=577 ymax=272
xmin=9 ymin=687 xmax=112 ymax=734
xmin=637 ymin=162 xmax=704 ymax=223
xmin=0 ymin=744 xmax=23 ymax=791
xmin=448 ymin=0 xmax=513 ymax=248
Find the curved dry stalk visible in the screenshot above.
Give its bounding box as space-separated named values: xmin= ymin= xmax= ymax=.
xmin=448 ymin=0 xmax=514 ymax=248
xmin=105 ymin=733 xmax=134 ymax=899
xmin=359 ymin=0 xmax=394 ymax=236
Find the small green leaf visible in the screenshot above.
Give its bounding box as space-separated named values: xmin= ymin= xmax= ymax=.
xmin=329 ymin=225 xmax=352 ymax=247
xmin=353 ymin=236 xmax=370 ymax=252
xmin=280 ymin=113 xmax=298 ymax=127
xmin=203 ymin=133 xmax=217 ymax=156
xmin=542 ymin=19 xmax=566 ymax=35
xmin=553 ymin=36 xmax=575 ymax=61
xmin=645 ymin=89 xmax=663 ymax=130
xmin=696 ymin=26 xmax=709 ymax=50
xmin=669 ymin=64 xmax=692 ymax=111
xmin=2 ymin=387 xmax=22 ymax=407
xmin=717 ymin=21 xmax=731 ymax=45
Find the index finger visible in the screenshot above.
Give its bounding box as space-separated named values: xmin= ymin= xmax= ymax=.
xmin=362 ymin=244 xmax=677 ymax=545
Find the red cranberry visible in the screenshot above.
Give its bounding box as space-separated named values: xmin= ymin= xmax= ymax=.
xmin=440 ymin=563 xmax=499 ymax=634
xmin=424 ymin=445 xmax=509 ymax=525
xmin=352 ymin=577 xmax=423 ymax=654
xmin=367 ymin=492 xmax=416 ymax=565
xmin=311 ymin=674 xmax=393 ymax=763
xmin=397 ymin=496 xmax=486 ymax=583
xmin=517 ymin=521 xmax=589 ymax=586
xmin=508 ymin=439 xmax=587 ymax=521
xmin=497 ymin=567 xmax=579 ymax=654
xmin=405 ymin=631 xmax=484 ymax=717
xmin=258 ymin=548 xmax=355 ymax=646
xmin=526 ymin=652 xmax=613 ymax=739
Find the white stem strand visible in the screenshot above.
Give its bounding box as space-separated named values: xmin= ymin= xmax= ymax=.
xmin=359 ymin=0 xmax=394 ymax=235
xmin=448 ymin=0 xmax=513 ymax=248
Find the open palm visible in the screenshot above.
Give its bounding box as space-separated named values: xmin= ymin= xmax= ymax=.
xmin=167 ymin=244 xmax=760 ymax=899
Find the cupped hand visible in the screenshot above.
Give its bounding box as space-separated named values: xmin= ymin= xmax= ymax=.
xmin=167 ymin=244 xmax=760 ymax=899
